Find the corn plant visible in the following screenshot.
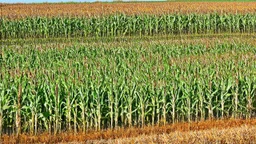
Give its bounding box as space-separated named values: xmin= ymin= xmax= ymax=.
xmin=1 ymin=13 xmax=256 ymax=39
xmin=0 ymin=41 xmax=255 ymax=135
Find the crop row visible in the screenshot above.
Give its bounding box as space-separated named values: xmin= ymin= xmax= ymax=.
xmin=1 ymin=14 xmax=256 ymax=39
xmin=0 ymin=42 xmax=255 ymax=135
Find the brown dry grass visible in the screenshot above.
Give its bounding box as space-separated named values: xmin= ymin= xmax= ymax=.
xmin=1 ymin=118 xmax=256 ymax=143
xmin=2 ymin=2 xmax=256 ymax=19
xmin=99 ymin=125 xmax=256 ymax=144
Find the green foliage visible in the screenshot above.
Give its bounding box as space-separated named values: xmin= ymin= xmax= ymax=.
xmin=1 ymin=13 xmax=256 ymax=39
xmin=0 ymin=42 xmax=255 ymax=134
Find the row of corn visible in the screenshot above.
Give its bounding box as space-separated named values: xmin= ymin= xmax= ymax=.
xmin=0 ymin=42 xmax=255 ymax=135
xmin=1 ymin=13 xmax=256 ymax=39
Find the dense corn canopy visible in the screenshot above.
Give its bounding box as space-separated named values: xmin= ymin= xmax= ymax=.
xmin=1 ymin=14 xmax=256 ymax=39
xmin=1 ymin=2 xmax=256 ymax=137
xmin=0 ymin=41 xmax=255 ymax=134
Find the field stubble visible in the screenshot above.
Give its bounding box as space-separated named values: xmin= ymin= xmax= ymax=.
xmin=1 ymin=119 xmax=256 ymax=143
xmin=1 ymin=2 xmax=256 ymax=19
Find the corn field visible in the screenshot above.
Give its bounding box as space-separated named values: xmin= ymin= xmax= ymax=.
xmin=1 ymin=2 xmax=256 ymax=141
xmin=1 ymin=14 xmax=256 ymax=39
xmin=0 ymin=41 xmax=256 ymax=135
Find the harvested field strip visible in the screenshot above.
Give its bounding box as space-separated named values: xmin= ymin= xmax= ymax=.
xmin=100 ymin=125 xmax=256 ymax=144
xmin=1 ymin=119 xmax=256 ymax=143
xmin=2 ymin=2 xmax=256 ymax=19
